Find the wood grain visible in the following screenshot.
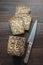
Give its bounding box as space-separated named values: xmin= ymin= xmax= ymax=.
xmin=0 ymin=0 xmax=43 ymax=65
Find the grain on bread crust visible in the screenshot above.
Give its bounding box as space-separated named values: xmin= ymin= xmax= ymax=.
xmin=9 ymin=16 xmax=25 ymax=35
xmin=15 ymin=14 xmax=32 ymax=30
xmin=16 ymin=5 xmax=31 ymax=14
xmin=7 ymin=36 xmax=26 ymax=56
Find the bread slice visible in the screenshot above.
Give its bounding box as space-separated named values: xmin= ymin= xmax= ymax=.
xmin=15 ymin=5 xmax=31 ymax=14
xmin=7 ymin=36 xmax=26 ymax=56
xmin=15 ymin=14 xmax=32 ymax=30
xmin=9 ymin=16 xmax=25 ymax=35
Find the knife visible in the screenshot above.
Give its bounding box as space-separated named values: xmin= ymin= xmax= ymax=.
xmin=24 ymin=20 xmax=37 ymax=64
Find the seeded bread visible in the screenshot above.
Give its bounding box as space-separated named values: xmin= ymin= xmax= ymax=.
xmin=15 ymin=5 xmax=31 ymax=14
xmin=22 ymin=14 xmax=32 ymax=30
xmin=7 ymin=36 xmax=26 ymax=56
xmin=9 ymin=16 xmax=24 ymax=35
xmin=15 ymin=14 xmax=32 ymax=30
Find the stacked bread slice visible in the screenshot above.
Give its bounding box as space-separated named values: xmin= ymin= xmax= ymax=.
xmin=9 ymin=5 xmax=32 ymax=35
xmin=7 ymin=5 xmax=32 ymax=56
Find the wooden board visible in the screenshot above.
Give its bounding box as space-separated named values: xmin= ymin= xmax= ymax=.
xmin=0 ymin=0 xmax=43 ymax=65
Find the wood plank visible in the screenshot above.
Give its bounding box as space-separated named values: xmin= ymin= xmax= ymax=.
xmin=0 ymin=22 xmax=10 ymax=30
xmin=28 ymin=48 xmax=43 ymax=65
xmin=0 ymin=0 xmax=20 ymax=2
xmin=0 ymin=0 xmax=43 ymax=5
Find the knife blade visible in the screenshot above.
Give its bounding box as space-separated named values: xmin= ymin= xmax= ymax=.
xmin=24 ymin=20 xmax=37 ymax=64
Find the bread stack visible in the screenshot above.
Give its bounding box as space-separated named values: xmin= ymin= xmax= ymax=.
xmin=7 ymin=5 xmax=32 ymax=57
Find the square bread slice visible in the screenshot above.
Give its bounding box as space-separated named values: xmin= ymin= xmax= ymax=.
xmin=9 ymin=16 xmax=24 ymax=35
xmin=7 ymin=36 xmax=26 ymax=56
xmin=15 ymin=14 xmax=32 ymax=30
xmin=15 ymin=5 xmax=31 ymax=14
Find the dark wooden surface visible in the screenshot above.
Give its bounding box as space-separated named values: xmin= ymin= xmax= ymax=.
xmin=0 ymin=0 xmax=43 ymax=65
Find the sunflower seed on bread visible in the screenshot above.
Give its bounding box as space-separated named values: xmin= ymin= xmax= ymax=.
xmin=15 ymin=14 xmax=32 ymax=30
xmin=15 ymin=5 xmax=31 ymax=14
xmin=22 ymin=14 xmax=32 ymax=30
xmin=9 ymin=16 xmax=25 ymax=35
xmin=7 ymin=36 xmax=26 ymax=56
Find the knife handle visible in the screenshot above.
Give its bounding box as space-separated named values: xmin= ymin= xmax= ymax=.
xmin=23 ymin=42 xmax=32 ymax=64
